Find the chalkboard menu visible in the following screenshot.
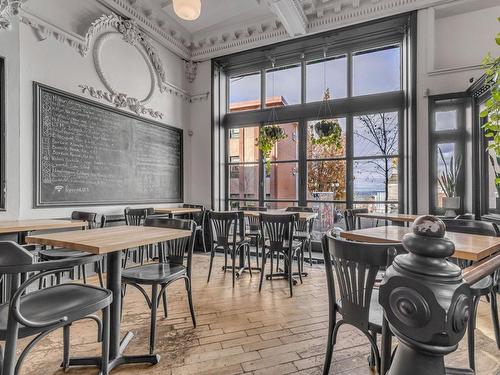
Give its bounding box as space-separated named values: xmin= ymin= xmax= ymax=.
xmin=34 ymin=83 xmax=183 ymax=207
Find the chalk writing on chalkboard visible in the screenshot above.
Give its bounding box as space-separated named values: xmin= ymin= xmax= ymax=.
xmin=34 ymin=83 xmax=183 ymax=207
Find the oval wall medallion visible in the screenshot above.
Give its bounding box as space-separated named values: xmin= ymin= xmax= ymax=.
xmin=93 ymin=31 xmax=156 ymax=105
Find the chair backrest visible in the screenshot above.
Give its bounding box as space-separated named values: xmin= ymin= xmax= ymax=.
xmin=322 ymin=235 xmax=402 ymax=331
xmin=100 ymin=214 xmax=107 ymax=228
xmin=71 ymin=211 xmax=98 ymax=229
xmin=442 ymin=219 xmax=500 ymax=237
xmin=259 ymin=213 xmax=298 ymax=252
xmin=286 ymin=206 xmax=315 ymax=232
xmin=144 ymin=217 xmax=196 ymax=271
xmin=183 ymin=203 xmax=205 ymax=225
xmin=344 ymin=208 xmax=368 ymax=231
xmin=241 ymin=206 xmax=267 ymax=230
xmin=124 ymin=207 xmax=148 ymax=226
xmin=208 ymin=211 xmax=240 ymax=249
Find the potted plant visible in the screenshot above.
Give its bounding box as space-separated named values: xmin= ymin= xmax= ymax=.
xmin=312 ymin=119 xmax=342 ymax=148
xmin=481 ymin=19 xmax=500 ymax=212
xmin=256 ymin=124 xmax=287 ymax=175
xmin=438 ymin=147 xmax=462 ymax=217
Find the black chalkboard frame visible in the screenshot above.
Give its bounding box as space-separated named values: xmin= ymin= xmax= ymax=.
xmin=33 ymin=82 xmax=184 ymax=208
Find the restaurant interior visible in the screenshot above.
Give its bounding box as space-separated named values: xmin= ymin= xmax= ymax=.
xmin=0 ymin=0 xmax=499 ymax=374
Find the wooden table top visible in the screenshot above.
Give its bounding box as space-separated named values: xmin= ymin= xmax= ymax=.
xmin=340 ymin=225 xmax=500 ymax=261
xmin=26 ymin=225 xmax=192 ymax=255
xmin=154 ymin=207 xmax=201 ymax=215
xmin=0 ymin=219 xmax=86 ymax=234
xmin=355 ymin=213 xmax=420 ymax=222
xmin=243 ymin=210 xmax=318 ymax=221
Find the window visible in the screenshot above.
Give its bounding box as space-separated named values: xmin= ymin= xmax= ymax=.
xmin=266 ymin=65 xmax=301 ymax=106
xmin=428 ymin=95 xmax=467 ymax=215
xmin=306 ymin=56 xmax=347 ymax=102
xmin=217 ymin=15 xmax=412 ymax=235
xmin=229 ymin=72 xmax=261 ymax=112
xmin=352 ymin=45 xmax=401 ymax=96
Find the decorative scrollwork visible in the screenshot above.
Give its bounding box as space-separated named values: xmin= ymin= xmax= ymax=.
xmin=389 ymin=287 xmax=431 ymax=328
xmin=0 ymin=0 xmax=23 ymax=30
xmin=450 ymin=294 xmax=470 ymax=333
xmin=79 ymin=85 xmax=163 ymax=119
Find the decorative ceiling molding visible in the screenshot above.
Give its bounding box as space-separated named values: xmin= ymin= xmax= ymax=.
xmin=0 ymin=0 xmax=24 ymax=29
xmin=265 ymin=0 xmax=307 ymax=37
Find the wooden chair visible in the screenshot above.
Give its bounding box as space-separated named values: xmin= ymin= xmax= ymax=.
xmin=0 ymin=241 xmax=111 ymax=375
xmin=286 ymin=206 xmax=315 ymax=265
xmin=259 ymin=213 xmax=302 ymax=297
xmin=343 ymin=208 xmax=368 ymax=231
xmin=321 ymin=235 xmax=403 ymax=374
xmin=183 ymin=204 xmax=207 ymax=252
xmin=38 ymin=211 xmax=104 ymax=287
xmin=121 ymin=217 xmax=196 ymax=354
xmin=241 ymin=206 xmax=267 ymax=268
xmin=207 ymin=211 xmax=251 ymax=288
xmin=442 ymin=218 xmax=500 ymax=370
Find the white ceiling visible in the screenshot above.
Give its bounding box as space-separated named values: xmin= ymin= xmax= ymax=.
xmin=159 ymin=0 xmax=270 ymax=35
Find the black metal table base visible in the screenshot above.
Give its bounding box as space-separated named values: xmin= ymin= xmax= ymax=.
xmin=65 ymin=332 xmax=160 ymax=374
xmin=264 ymin=271 xmax=307 ymax=285
xmin=221 ymin=265 xmax=261 ymax=277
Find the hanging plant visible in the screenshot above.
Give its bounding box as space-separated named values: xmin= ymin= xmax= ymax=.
xmin=256 ymin=124 xmax=287 ymax=175
xmin=312 ymin=119 xmax=342 ymax=148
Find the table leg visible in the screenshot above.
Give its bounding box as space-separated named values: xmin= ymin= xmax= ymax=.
xmin=66 ymin=251 xmax=160 ymax=373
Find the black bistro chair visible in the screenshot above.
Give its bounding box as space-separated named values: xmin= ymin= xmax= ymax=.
xmin=124 ymin=207 xmax=153 ymax=266
xmin=344 ymin=208 xmax=369 ymax=231
xmin=121 ymin=217 xmax=197 ymax=354
xmin=259 ymin=213 xmax=302 ymax=297
xmin=321 ymin=235 xmax=404 ymax=375
xmin=38 ymin=211 xmax=104 ymax=287
xmin=0 ymin=241 xmax=111 ymax=375
xmin=442 ymin=218 xmax=500 ymax=371
xmin=207 ymin=211 xmax=251 ymax=288
xmin=183 ymin=204 xmax=207 ymax=253
xmin=286 ymin=206 xmax=315 ymax=266
xmin=241 ymin=206 xmax=268 ymax=268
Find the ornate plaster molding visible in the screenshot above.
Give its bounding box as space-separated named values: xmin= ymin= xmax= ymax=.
xmin=79 ymin=84 xmax=164 ymax=119
xmin=184 ymin=60 xmax=197 ymax=83
xmin=0 ymin=0 xmax=24 ymax=29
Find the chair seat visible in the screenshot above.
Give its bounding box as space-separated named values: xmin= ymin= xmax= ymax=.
xmin=122 ymin=263 xmax=186 ymax=285
xmin=293 ymin=231 xmax=310 ymax=240
xmin=38 ymin=248 xmax=91 ymax=260
xmin=470 ymin=275 xmax=493 ymax=297
xmin=336 ymin=289 xmax=383 ymax=332
xmin=264 ymin=240 xmax=303 ymax=250
xmin=0 ymin=284 xmax=112 ymax=340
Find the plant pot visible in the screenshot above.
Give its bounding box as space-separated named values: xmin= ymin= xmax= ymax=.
xmin=442 ymin=196 xmax=460 ymax=218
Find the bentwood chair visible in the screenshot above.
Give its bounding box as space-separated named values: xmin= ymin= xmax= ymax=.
xmin=124 ymin=207 xmax=150 ymax=266
xmin=0 ymin=241 xmax=111 ymax=375
xmin=286 ymin=206 xmax=315 ymax=266
xmin=259 ymin=213 xmax=302 ymax=297
xmin=121 ymin=217 xmax=196 ymax=354
xmin=442 ymin=218 xmax=500 ymax=370
xmin=344 ymin=208 xmax=368 ymax=231
xmin=183 ymin=204 xmax=207 ymax=252
xmin=38 ymin=211 xmax=104 ymax=287
xmin=207 ymin=211 xmax=251 ymax=287
xmin=321 ymin=235 xmax=403 ymax=375
xmin=241 ymin=206 xmax=267 ymax=268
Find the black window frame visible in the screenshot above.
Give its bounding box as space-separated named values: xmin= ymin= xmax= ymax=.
xmin=214 ymin=13 xmax=416 ymax=218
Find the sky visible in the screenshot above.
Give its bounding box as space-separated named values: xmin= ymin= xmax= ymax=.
xmin=228 ymin=45 xmax=405 ymax=200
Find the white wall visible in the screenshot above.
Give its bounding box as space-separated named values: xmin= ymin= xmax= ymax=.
xmin=0 ymin=6 xmax=192 ymax=219
xmin=188 ymin=61 xmax=212 ymax=208
xmin=415 ymin=3 xmax=500 ymax=213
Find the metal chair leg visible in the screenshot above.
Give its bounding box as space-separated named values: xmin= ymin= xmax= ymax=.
xmin=259 ymin=251 xmax=267 ymax=292
xmin=323 ymin=309 xmax=336 ymax=375
xmin=161 ymin=288 xmax=168 ymax=318
xmin=207 ymin=251 xmax=215 ymax=283
xmin=96 ymin=261 xmax=104 ymax=288
xmin=490 ymin=289 xmax=500 ymax=349
xmin=62 ymin=324 xmax=71 ymax=372
xmin=185 ymin=278 xmax=196 ymax=327
xmin=255 ymin=235 xmax=260 ymax=268
xmin=246 ymin=245 xmax=252 ymax=277
xmin=467 ymin=295 xmax=481 ymax=371
xmin=149 ymin=284 xmax=158 ymax=355
xmin=231 ymin=250 xmax=236 ymax=288
xmin=101 ymin=306 xmax=110 ymax=375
